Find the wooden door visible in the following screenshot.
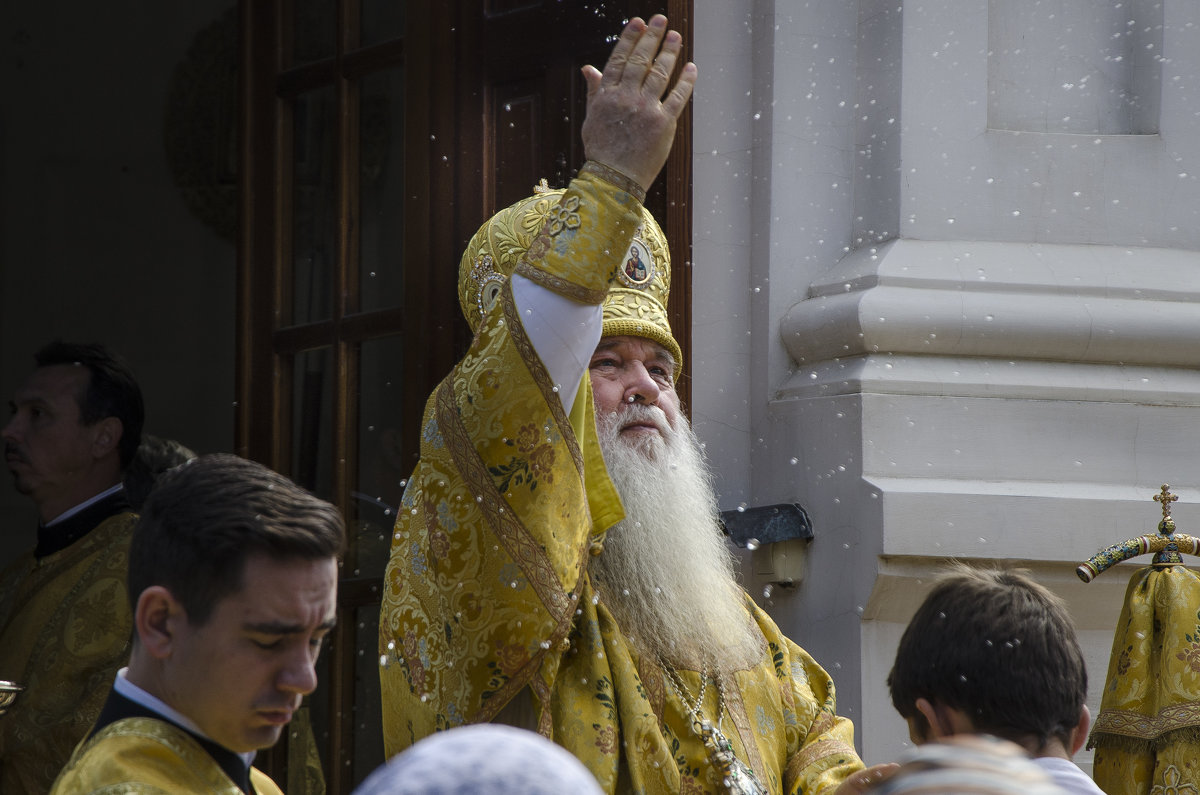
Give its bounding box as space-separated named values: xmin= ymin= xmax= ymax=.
xmin=238 ymin=2 xmax=691 ymax=791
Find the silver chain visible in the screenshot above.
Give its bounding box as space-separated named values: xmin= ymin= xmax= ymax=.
xmin=658 ymin=655 xmax=719 ymax=730
xmin=657 ymin=656 xmax=768 ymax=795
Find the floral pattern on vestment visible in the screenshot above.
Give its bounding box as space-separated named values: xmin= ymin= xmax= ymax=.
xmin=0 ymin=512 xmax=137 ymax=794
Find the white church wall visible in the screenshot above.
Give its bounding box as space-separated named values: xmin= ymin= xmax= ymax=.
xmin=696 ymin=0 xmax=888 ymax=737
xmin=692 ymin=0 xmax=758 ymax=507
xmin=696 ymin=0 xmax=1200 ymax=768
xmin=899 ymin=0 xmax=1200 ymax=248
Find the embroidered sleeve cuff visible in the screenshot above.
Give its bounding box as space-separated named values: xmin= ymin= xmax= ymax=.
xmin=515 ymin=167 xmax=645 ymax=304
xmin=785 ymin=713 xmax=864 ymax=795
xmin=579 ymin=160 xmax=646 ymax=204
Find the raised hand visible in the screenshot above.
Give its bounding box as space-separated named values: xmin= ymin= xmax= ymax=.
xmin=581 ymin=15 xmax=697 ymax=193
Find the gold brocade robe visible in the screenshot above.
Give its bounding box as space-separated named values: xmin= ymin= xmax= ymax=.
xmin=379 ymin=170 xmax=864 ymax=793
xmin=0 ymin=511 xmax=137 ymax=794
xmin=50 ymin=717 xmax=283 ymax=795
xmin=1091 ymin=566 xmax=1200 ymax=794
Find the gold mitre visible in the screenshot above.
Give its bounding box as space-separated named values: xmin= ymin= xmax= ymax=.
xmin=458 ymin=181 xmax=683 ymax=373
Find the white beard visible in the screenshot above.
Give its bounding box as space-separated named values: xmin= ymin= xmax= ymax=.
xmin=589 ymin=402 xmax=761 ymax=669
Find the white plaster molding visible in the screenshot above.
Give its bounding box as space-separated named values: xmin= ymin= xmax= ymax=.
xmin=869 ymin=477 xmax=1198 ymax=561
xmin=780 ymin=355 xmax=1200 ymax=404
xmin=779 ymin=239 xmax=1200 ymax=403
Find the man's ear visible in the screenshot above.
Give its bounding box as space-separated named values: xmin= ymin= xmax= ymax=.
xmin=91 ymin=416 xmax=123 ymax=459
xmin=1068 ymin=704 xmax=1091 ymax=756
xmin=915 ymin=698 xmax=951 ymax=739
xmin=135 ymin=586 xmax=185 ymax=660
xmin=915 ymin=698 xmax=976 ymax=739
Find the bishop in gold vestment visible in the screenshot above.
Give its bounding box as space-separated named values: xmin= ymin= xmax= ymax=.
xmin=379 ymin=169 xmax=867 ymax=795
xmin=379 ymin=167 xmax=867 ymax=794
xmin=380 ymin=17 xmax=874 ymax=793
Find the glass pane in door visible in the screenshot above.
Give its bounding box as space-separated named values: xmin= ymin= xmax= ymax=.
xmin=292 ymin=0 xmax=337 ymax=65
xmin=360 ymin=0 xmax=405 ymax=47
xmin=352 ymin=601 xmax=384 ymax=785
xmin=291 ymin=346 xmax=334 ymax=499
xmin=352 ymin=334 xmax=406 ymax=580
xmin=358 ymin=68 xmax=406 ymax=315
xmin=292 ymin=85 xmax=338 ymax=326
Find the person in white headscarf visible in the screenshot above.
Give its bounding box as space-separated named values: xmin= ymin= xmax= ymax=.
xmin=354 ymin=725 xmax=604 ymax=795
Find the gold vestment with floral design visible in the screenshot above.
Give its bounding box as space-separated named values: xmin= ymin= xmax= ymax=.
xmin=50 ymin=717 xmax=283 ymax=794
xmin=0 ymin=512 xmax=137 ymax=793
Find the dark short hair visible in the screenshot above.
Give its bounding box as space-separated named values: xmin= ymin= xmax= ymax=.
xmin=128 ymin=453 xmax=346 ymax=626
xmin=34 ymin=341 xmax=144 ymax=471
xmin=887 ymin=564 xmax=1087 ymax=750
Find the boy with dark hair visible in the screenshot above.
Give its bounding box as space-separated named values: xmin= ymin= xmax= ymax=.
xmin=51 ymin=453 xmax=345 ymax=794
xmin=887 ymin=564 xmax=1101 ymax=794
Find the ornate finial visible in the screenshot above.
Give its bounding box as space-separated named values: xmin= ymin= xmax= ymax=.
xmin=533 ymin=178 xmax=551 ymax=194
xmin=1155 ymin=484 xmax=1178 ymax=531
xmin=1078 ymin=484 xmax=1198 ymax=580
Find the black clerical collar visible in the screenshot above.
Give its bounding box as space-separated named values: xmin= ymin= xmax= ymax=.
xmin=93 ymin=689 xmax=258 ymax=794
xmin=35 ymin=488 xmax=132 ymax=559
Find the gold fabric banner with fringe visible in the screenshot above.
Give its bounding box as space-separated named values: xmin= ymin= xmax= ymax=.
xmin=1091 ymin=566 xmax=1200 ymax=793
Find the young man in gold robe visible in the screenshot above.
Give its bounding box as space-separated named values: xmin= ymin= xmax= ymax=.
xmin=0 ymin=341 xmax=143 ymax=793
xmin=379 ymin=15 xmax=891 ymax=794
xmin=51 ymin=454 xmax=345 ymax=794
